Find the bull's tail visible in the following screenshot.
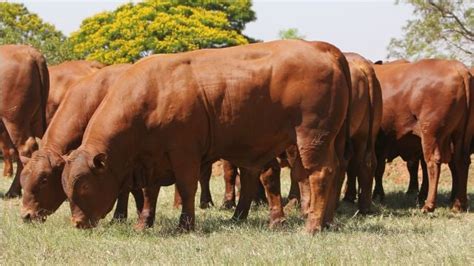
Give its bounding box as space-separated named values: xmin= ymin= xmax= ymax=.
xmin=461 ymin=69 xmax=474 ymax=159
xmin=361 ymin=62 xmax=382 ymax=158
xmin=33 ymin=53 xmax=49 ymax=136
xmin=338 ymin=54 xmax=353 ymax=161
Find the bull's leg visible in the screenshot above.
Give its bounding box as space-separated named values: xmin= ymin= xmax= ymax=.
xmin=135 ymin=186 xmax=160 ymax=230
xmin=199 ymin=163 xmax=214 ymax=209
xmin=131 ymin=188 xmax=144 ymax=216
xmin=3 ymin=149 xmax=14 ymax=177
xmin=112 ymin=190 xmax=130 ymax=222
xmin=420 ymin=136 xmax=442 ymax=213
xmin=222 ymin=160 xmax=238 ymax=209
xmin=2 ymin=119 xmax=31 ymax=198
xmin=323 ymin=128 xmax=348 ymax=226
xmin=451 ymin=137 xmax=469 ymax=212
xmin=343 ymin=160 xmax=357 ymax=203
xmin=406 ymin=159 xmax=420 ymax=194
xmin=284 ymin=174 xmax=301 ymax=212
xmin=172 ymin=154 xmax=200 ymax=231
xmin=232 ymin=168 xmax=259 ymax=221
xmin=0 ymin=129 xmax=14 ymax=177
xmin=417 ymin=159 xmax=429 ymax=205
xmin=448 ymin=161 xmax=458 ymax=203
xmin=372 ymin=155 xmax=386 ymax=202
xmin=259 ymin=158 xmax=285 ymax=228
xmin=296 ymin=130 xmax=339 ymax=234
xmin=5 ymin=159 xmax=22 ymax=198
xmin=254 ymin=179 xmax=267 ymax=205
xmin=173 ymin=186 xmax=182 ymax=209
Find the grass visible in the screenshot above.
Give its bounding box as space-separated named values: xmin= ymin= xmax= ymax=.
xmin=0 ymin=159 xmax=473 ymax=264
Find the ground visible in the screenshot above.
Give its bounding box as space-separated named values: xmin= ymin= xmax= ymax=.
xmin=0 ymin=159 xmax=473 ymax=264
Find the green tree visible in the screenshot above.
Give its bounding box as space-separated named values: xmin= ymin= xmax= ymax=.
xmin=69 ymin=0 xmax=255 ymax=64
xmin=0 ymin=2 xmax=78 ymax=64
xmin=387 ymin=0 xmax=473 ymax=65
xmin=278 ymin=28 xmax=305 ymax=40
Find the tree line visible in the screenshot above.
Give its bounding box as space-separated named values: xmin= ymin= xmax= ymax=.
xmin=0 ymin=1 xmax=471 ymax=66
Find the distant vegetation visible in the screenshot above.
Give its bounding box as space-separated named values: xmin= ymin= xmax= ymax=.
xmin=278 ymin=28 xmax=305 ymax=40
xmin=387 ymin=0 xmax=473 ymax=66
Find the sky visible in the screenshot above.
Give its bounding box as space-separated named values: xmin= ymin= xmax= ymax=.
xmin=17 ymin=0 xmax=415 ymax=62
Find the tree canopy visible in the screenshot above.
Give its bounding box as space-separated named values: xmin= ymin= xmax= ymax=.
xmin=69 ymin=0 xmax=255 ymax=64
xmin=278 ymin=28 xmax=305 ymax=40
xmin=387 ymin=0 xmax=473 ymax=66
xmin=0 ymin=2 xmax=77 ymax=64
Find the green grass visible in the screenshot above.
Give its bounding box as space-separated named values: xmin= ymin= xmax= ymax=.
xmin=0 ymin=159 xmax=473 ymax=264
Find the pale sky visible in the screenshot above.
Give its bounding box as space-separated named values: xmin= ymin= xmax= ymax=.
xmin=17 ymin=0 xmax=414 ymax=62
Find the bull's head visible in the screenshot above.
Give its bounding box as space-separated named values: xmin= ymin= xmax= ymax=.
xmin=20 ymin=149 xmax=66 ymax=222
xmin=61 ymin=148 xmax=121 ymax=229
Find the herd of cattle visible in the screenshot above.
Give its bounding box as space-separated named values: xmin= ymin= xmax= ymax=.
xmin=0 ymin=40 xmax=472 ymax=234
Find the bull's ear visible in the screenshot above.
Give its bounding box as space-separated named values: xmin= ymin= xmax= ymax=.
xmin=92 ymin=153 xmax=107 ymax=171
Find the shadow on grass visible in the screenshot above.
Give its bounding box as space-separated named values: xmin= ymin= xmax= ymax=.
xmin=376 ymin=191 xmax=474 ymax=213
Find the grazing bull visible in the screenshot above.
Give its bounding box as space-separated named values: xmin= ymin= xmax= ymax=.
xmin=46 ymin=60 xmax=105 ymax=124
xmin=0 ymin=45 xmax=49 ymax=198
xmin=20 ymin=64 xmax=143 ymax=222
xmin=61 ymin=40 xmax=351 ymax=233
xmin=373 ymin=59 xmax=473 ymax=213
xmin=284 ymin=52 xmax=383 ymax=214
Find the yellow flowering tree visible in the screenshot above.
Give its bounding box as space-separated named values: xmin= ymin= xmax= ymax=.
xmin=69 ymin=0 xmax=255 ymax=64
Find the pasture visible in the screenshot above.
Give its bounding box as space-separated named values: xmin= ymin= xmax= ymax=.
xmin=0 ymin=159 xmax=473 ymax=264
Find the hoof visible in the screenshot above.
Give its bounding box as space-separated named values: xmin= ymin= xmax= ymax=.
xmin=222 ymin=200 xmax=236 ymax=210
xmin=199 ymin=201 xmax=214 ymax=210
xmin=372 ymin=192 xmax=385 ymax=203
xmin=342 ymin=196 xmax=356 ymax=204
xmin=421 ymin=204 xmax=435 ymax=213
xmin=451 ymin=201 xmax=468 ymax=213
xmin=269 ymin=217 xmax=286 ymax=229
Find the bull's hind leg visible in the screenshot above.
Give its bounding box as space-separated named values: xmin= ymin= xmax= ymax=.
xmin=232 ymin=167 xmax=259 ymax=221
xmin=259 ymin=158 xmax=285 ymax=228
xmin=451 ymin=135 xmax=469 ymax=212
xmin=296 ymin=129 xmax=339 ymax=234
xmin=135 ymin=186 xmax=160 ymax=230
xmin=420 ymin=135 xmax=444 ymax=213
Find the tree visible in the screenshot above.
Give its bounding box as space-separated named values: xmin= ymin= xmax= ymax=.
xmin=387 ymin=0 xmax=473 ymax=65
xmin=0 ymin=2 xmax=77 ymax=64
xmin=278 ymin=28 xmax=305 ymax=40
xmin=69 ymin=0 xmax=255 ymax=64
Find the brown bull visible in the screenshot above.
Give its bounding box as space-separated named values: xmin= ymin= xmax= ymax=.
xmin=61 ymin=40 xmax=351 ymax=233
xmin=284 ymin=52 xmax=382 ymax=214
xmin=0 ymin=45 xmax=49 ymax=198
xmin=373 ymin=59 xmax=473 ymax=212
xmin=404 ymin=66 xmax=474 ymax=202
xmin=20 ymin=64 xmax=142 ymax=222
xmin=46 ymin=60 xmax=105 ymax=124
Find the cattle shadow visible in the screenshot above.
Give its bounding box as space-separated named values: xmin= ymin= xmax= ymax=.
xmin=376 ymin=191 xmax=474 ymax=212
